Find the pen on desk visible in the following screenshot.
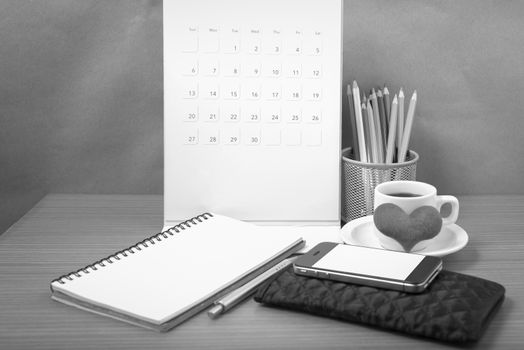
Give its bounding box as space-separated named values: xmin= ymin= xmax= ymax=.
xmin=398 ymin=90 xmax=417 ymax=162
xmin=207 ymin=257 xmax=297 ymax=319
xmin=385 ymin=94 xmax=398 ymax=164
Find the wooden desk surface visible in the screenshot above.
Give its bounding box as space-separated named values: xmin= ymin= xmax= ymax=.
xmin=1 ymin=194 xmax=523 ymax=349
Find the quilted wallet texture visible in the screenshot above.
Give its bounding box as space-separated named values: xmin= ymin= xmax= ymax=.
xmin=254 ymin=267 xmax=505 ymax=343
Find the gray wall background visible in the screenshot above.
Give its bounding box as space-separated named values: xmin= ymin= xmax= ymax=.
xmin=1 ymin=0 xmax=523 ymax=234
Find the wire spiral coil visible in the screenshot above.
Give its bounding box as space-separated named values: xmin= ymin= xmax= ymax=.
xmin=51 ymin=213 xmax=213 ymax=285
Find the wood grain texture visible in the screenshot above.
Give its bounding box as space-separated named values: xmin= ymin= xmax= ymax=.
xmin=1 ymin=194 xmax=523 ymax=349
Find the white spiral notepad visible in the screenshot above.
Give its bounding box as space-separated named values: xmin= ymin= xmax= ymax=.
xmin=50 ymin=213 xmax=304 ymax=331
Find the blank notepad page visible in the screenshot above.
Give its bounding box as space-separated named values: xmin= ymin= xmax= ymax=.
xmin=51 ymin=215 xmax=301 ymax=325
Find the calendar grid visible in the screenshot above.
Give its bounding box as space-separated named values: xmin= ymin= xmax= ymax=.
xmin=177 ymin=26 xmax=324 ymax=147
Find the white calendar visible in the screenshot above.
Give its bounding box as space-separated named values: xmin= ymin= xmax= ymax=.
xmin=164 ymin=0 xmax=342 ymax=226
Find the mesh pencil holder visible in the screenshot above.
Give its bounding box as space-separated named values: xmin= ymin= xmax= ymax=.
xmin=341 ymin=147 xmax=419 ymax=222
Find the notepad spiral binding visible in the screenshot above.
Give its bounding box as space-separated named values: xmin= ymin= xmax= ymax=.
xmin=51 ymin=213 xmax=213 ymax=285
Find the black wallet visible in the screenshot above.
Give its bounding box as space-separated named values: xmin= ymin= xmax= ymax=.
xmin=254 ymin=267 xmax=505 ymax=343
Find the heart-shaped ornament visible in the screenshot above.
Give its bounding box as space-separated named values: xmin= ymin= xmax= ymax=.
xmin=373 ymin=203 xmax=443 ymax=252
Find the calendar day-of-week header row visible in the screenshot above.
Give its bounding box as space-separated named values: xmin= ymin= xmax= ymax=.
xmin=185 ymin=26 xmax=321 ymax=36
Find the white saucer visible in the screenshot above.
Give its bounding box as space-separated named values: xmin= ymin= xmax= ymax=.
xmin=340 ymin=215 xmax=469 ymax=257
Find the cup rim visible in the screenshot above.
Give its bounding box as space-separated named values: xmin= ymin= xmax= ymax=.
xmin=375 ymin=181 xmax=436 ymax=200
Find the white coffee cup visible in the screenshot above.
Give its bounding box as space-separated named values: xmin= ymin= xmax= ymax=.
xmin=373 ymin=181 xmax=459 ymax=252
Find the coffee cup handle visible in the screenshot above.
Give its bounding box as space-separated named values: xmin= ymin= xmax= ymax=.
xmin=436 ymin=195 xmax=459 ymax=225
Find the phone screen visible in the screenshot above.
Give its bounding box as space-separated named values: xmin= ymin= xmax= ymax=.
xmin=313 ymin=245 xmax=425 ymax=280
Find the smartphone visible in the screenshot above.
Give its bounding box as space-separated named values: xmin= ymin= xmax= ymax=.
xmin=293 ymin=242 xmax=442 ymax=293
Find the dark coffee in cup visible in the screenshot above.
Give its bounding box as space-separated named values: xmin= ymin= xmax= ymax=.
xmin=387 ymin=192 xmax=422 ymax=198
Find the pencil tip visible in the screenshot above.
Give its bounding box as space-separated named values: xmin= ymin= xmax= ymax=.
xmin=352 ymin=80 xmax=358 ymax=88
xmin=399 ymin=89 xmax=404 ymax=97
xmin=347 ymin=84 xmax=351 ymax=95
xmin=393 ymin=94 xmax=398 ymax=103
xmin=384 ymin=86 xmax=389 ymax=94
xmin=377 ymin=90 xmax=383 ymax=97
xmin=412 ymin=90 xmax=417 ymax=99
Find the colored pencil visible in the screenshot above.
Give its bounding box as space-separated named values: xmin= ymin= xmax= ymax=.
xmin=366 ymin=100 xmax=379 ymax=163
xmin=378 ymin=89 xmax=388 ymax=144
xmin=396 ymin=88 xmax=405 ymax=160
xmin=346 ymin=85 xmax=360 ymax=160
xmin=383 ymin=86 xmax=391 ymax=124
xmin=352 ymin=81 xmax=367 ymax=162
xmin=361 ymin=102 xmax=371 ymax=163
xmin=398 ymin=90 xmax=417 ymax=162
xmin=370 ymin=89 xmax=384 ymax=163
xmin=385 ymin=94 xmax=398 ymax=164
